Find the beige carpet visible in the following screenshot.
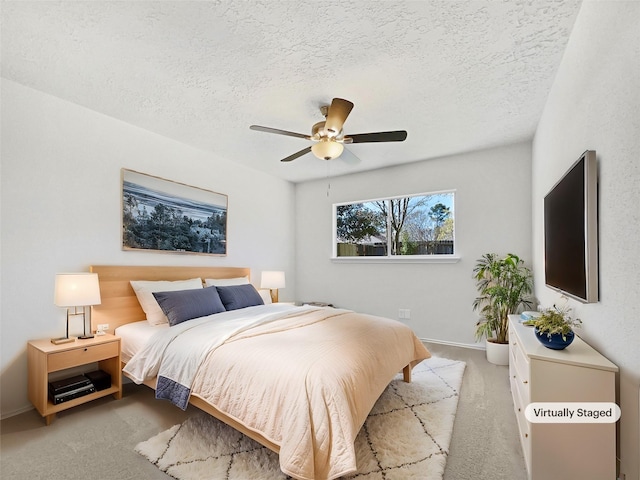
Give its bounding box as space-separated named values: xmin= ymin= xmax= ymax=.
xmin=136 ymin=356 xmax=466 ymax=480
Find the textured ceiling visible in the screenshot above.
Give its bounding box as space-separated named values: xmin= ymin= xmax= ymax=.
xmin=2 ymin=1 xmax=582 ymax=183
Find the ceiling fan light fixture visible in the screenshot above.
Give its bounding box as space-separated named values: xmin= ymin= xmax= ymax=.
xmin=311 ymin=139 xmax=344 ymax=160
xmin=250 ymin=97 xmax=407 ymax=163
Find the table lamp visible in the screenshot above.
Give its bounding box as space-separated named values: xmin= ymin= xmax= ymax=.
xmin=260 ymin=271 xmax=285 ymax=303
xmin=52 ymin=273 xmax=102 ymax=344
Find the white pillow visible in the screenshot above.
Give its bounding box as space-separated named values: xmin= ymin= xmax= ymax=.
xmin=130 ymin=278 xmax=203 ymax=326
xmin=204 ymin=276 xmax=250 ymax=287
xmin=258 ymin=289 xmax=273 ymax=305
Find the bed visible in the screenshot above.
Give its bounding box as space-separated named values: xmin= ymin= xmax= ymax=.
xmin=90 ymin=265 xmax=430 ymax=480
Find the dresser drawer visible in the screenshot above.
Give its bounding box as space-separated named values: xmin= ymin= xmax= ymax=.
xmin=510 ymin=343 xmax=530 ymax=403
xmin=513 ymin=393 xmax=531 ymax=470
xmin=511 ymin=370 xmax=528 ymax=418
xmin=48 ymin=341 xmax=119 ymax=372
xmin=511 ymin=337 xmax=529 ymax=380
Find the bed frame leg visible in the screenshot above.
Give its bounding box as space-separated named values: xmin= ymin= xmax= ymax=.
xmin=403 ymin=364 xmax=411 ymax=383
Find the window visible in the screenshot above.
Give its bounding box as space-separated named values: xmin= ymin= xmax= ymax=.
xmin=333 ymin=191 xmax=456 ymax=260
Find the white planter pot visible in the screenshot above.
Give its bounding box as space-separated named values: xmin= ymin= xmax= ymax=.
xmin=485 ymin=338 xmax=510 ymax=365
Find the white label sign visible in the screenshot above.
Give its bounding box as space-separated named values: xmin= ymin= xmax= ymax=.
xmin=524 ymin=402 xmax=621 ymax=423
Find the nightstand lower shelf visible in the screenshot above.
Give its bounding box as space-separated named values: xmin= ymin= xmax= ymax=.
xmin=42 ymin=384 xmax=121 ymax=424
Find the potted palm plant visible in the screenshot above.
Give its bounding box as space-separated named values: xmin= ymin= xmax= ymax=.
xmin=472 ymin=253 xmax=534 ymax=364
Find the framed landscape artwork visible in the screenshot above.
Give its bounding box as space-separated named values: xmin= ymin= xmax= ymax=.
xmin=122 ymin=169 xmax=227 ymax=256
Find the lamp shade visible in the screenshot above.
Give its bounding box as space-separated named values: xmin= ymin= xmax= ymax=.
xmin=311 ymin=139 xmax=344 ymax=160
xmin=260 ymin=271 xmax=285 ymax=289
xmin=54 ymin=273 xmax=101 ymax=307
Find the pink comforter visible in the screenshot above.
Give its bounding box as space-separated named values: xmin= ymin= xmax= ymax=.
xmin=190 ymin=307 xmax=431 ymax=480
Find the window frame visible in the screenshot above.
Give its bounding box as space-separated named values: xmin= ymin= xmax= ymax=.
xmin=331 ymin=189 xmax=461 ymax=263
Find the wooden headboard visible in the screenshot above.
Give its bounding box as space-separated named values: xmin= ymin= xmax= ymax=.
xmin=89 ymin=265 xmax=251 ymax=334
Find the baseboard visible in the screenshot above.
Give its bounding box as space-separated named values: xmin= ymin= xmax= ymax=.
xmin=1 ymin=403 xmax=34 ymax=421
xmin=421 ymin=337 xmax=486 ymax=350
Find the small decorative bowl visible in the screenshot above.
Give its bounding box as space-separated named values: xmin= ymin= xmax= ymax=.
xmin=534 ymin=327 xmax=575 ymax=350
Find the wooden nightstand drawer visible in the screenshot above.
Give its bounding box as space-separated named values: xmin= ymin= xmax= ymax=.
xmin=48 ymin=341 xmax=119 ymax=372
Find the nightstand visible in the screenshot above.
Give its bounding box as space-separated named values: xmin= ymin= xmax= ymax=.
xmin=27 ymin=334 xmax=122 ymax=425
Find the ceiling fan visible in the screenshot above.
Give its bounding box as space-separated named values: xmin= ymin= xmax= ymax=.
xmin=250 ymin=98 xmax=408 ymax=162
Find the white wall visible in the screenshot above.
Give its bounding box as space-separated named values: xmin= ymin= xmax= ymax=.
xmin=0 ymin=80 xmax=297 ymax=418
xmin=295 ymin=141 xmax=532 ymax=345
xmin=532 ymin=1 xmax=640 ymax=478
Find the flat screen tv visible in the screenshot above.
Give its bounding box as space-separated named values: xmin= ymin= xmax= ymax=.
xmin=544 ymin=150 xmax=598 ymax=303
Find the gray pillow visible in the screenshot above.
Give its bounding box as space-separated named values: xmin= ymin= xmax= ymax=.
xmin=216 ymin=284 xmax=264 ymax=311
xmin=153 ymin=286 xmax=226 ymax=326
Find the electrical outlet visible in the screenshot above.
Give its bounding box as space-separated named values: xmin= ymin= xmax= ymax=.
xmin=97 ymin=323 xmax=109 ymax=332
xmin=398 ymin=309 xmax=411 ymax=320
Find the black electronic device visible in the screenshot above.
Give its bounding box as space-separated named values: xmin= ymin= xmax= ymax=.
xmin=543 ymin=150 xmax=598 ymax=303
xmin=84 ymin=370 xmax=111 ymax=391
xmin=49 ymin=375 xmax=95 ymax=405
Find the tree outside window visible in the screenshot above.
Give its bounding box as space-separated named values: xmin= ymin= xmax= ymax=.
xmin=334 ymin=191 xmax=455 ymax=257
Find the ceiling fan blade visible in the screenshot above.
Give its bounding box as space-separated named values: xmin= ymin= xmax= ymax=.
xmin=324 ymin=98 xmax=354 ymax=136
xmin=339 ymin=147 xmax=362 ymax=165
xmin=281 ymin=146 xmax=312 ymax=162
xmin=250 ymin=125 xmax=311 ymax=140
xmin=345 ymin=130 xmax=408 ymax=143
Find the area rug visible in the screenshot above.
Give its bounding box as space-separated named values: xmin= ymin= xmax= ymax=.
xmin=135 ymin=356 xmax=466 ymax=480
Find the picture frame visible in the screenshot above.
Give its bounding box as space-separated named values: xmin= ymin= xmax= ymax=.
xmin=121 ymin=169 xmax=227 ymax=256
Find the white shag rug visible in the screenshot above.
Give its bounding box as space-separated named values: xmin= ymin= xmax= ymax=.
xmin=136 ymin=356 xmax=466 ymax=480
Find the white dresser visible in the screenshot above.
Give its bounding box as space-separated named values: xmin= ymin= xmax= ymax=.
xmin=508 ymin=316 xmax=618 ymax=480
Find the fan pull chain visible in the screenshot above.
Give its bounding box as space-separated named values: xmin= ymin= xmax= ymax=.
xmin=326 ymin=162 xmax=331 ymax=197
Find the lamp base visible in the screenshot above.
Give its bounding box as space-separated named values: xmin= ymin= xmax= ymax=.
xmin=270 ymin=289 xmax=279 ymax=303
xmin=51 ymin=337 xmax=75 ymax=345
xmin=78 ymin=334 xmax=94 ymax=339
